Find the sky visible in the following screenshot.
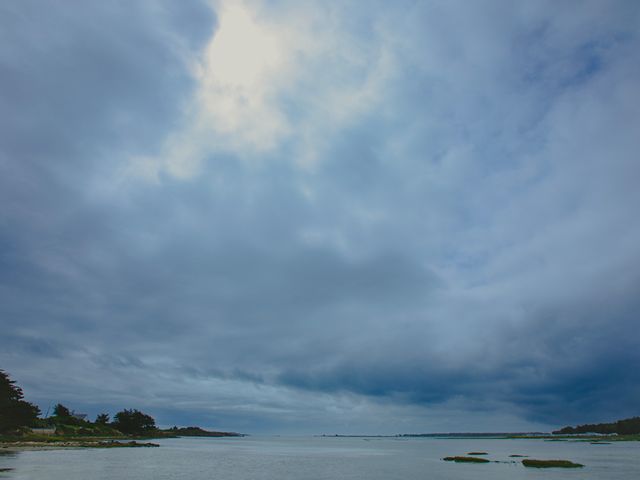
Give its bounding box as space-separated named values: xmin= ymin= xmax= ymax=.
xmin=1 ymin=0 xmax=639 ymax=434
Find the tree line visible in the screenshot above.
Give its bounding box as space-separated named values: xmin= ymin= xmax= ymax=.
xmin=1 ymin=369 xmax=156 ymax=436
xmin=553 ymin=416 xmax=640 ymax=435
xmin=49 ymin=403 xmax=157 ymax=435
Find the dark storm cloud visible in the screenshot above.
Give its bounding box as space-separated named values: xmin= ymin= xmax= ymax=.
xmin=275 ymin=291 xmax=640 ymax=425
xmin=1 ymin=0 xmax=640 ymax=433
xmin=1 ymin=2 xmax=209 ymax=158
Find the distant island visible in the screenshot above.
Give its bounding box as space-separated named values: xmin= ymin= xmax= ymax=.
xmin=323 ymin=418 xmax=640 ymax=441
xmin=322 ymin=432 xmax=545 ymax=438
xmin=166 ymin=426 xmax=243 ymax=437
xmin=398 ymin=432 xmax=544 ymax=438
xmin=381 ymin=416 xmax=637 ymax=440
xmin=393 ymin=417 xmax=640 ymax=441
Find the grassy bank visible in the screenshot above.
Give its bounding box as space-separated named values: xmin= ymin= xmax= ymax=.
xmin=0 ymin=441 xmax=159 ymax=450
xmin=0 ymin=426 xmax=241 ymax=450
xmin=0 ymin=431 xmax=168 ymax=450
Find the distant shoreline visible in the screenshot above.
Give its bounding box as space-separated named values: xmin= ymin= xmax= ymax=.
xmin=319 ymin=433 xmax=640 ymax=441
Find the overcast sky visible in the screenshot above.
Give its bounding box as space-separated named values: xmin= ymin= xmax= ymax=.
xmin=1 ymin=0 xmax=640 ymax=434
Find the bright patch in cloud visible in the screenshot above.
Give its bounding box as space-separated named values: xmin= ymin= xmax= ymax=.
xmin=128 ymin=0 xmax=393 ymax=179
xmin=194 ymin=2 xmax=290 ymax=152
xmin=205 ymin=5 xmax=282 ymax=89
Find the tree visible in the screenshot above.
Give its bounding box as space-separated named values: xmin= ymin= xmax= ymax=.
xmin=95 ymin=413 xmax=110 ymax=425
xmin=112 ymin=409 xmax=156 ymax=435
xmin=0 ymin=369 xmax=41 ymax=433
xmin=53 ymin=403 xmax=71 ymax=417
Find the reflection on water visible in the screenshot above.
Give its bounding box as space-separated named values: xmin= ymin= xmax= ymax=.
xmin=1 ymin=436 xmax=638 ymax=479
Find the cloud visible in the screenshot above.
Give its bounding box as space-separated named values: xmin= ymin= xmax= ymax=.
xmin=1 ymin=0 xmax=640 ymax=433
xmin=129 ymin=0 xmax=396 ymax=179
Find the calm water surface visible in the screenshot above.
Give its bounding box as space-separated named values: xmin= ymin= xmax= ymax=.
xmin=1 ymin=436 xmax=638 ymax=479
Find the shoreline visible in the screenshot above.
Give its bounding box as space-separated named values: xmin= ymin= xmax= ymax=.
xmin=0 ymin=440 xmax=160 ymax=451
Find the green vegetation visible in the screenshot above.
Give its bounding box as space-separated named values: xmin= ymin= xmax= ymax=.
xmin=0 ymin=436 xmax=159 ymax=448
xmin=466 ymin=451 xmax=487 ymax=455
xmin=37 ymin=402 xmax=123 ymax=437
xmin=0 ymin=368 xmax=158 ymax=440
xmin=95 ymin=413 xmax=110 ymax=425
xmin=53 ymin=403 xmax=70 ymax=417
xmin=89 ymin=440 xmax=159 ymax=448
xmin=0 ymin=370 xmax=40 ymax=434
xmin=112 ymin=409 xmax=156 ymax=435
xmin=0 ymin=367 xmax=244 ymax=449
xmin=443 ymin=456 xmax=490 ymax=463
xmin=554 ymin=416 xmax=640 ymax=435
xmin=522 ymin=459 xmax=583 ymax=468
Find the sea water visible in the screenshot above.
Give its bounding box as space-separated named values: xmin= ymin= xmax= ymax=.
xmin=1 ymin=435 xmax=638 ymax=479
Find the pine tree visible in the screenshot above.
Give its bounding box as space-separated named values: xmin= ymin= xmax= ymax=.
xmin=0 ymin=369 xmax=41 ymax=433
xmin=95 ymin=413 xmax=110 ymax=425
xmin=53 ymin=403 xmax=71 ymax=417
